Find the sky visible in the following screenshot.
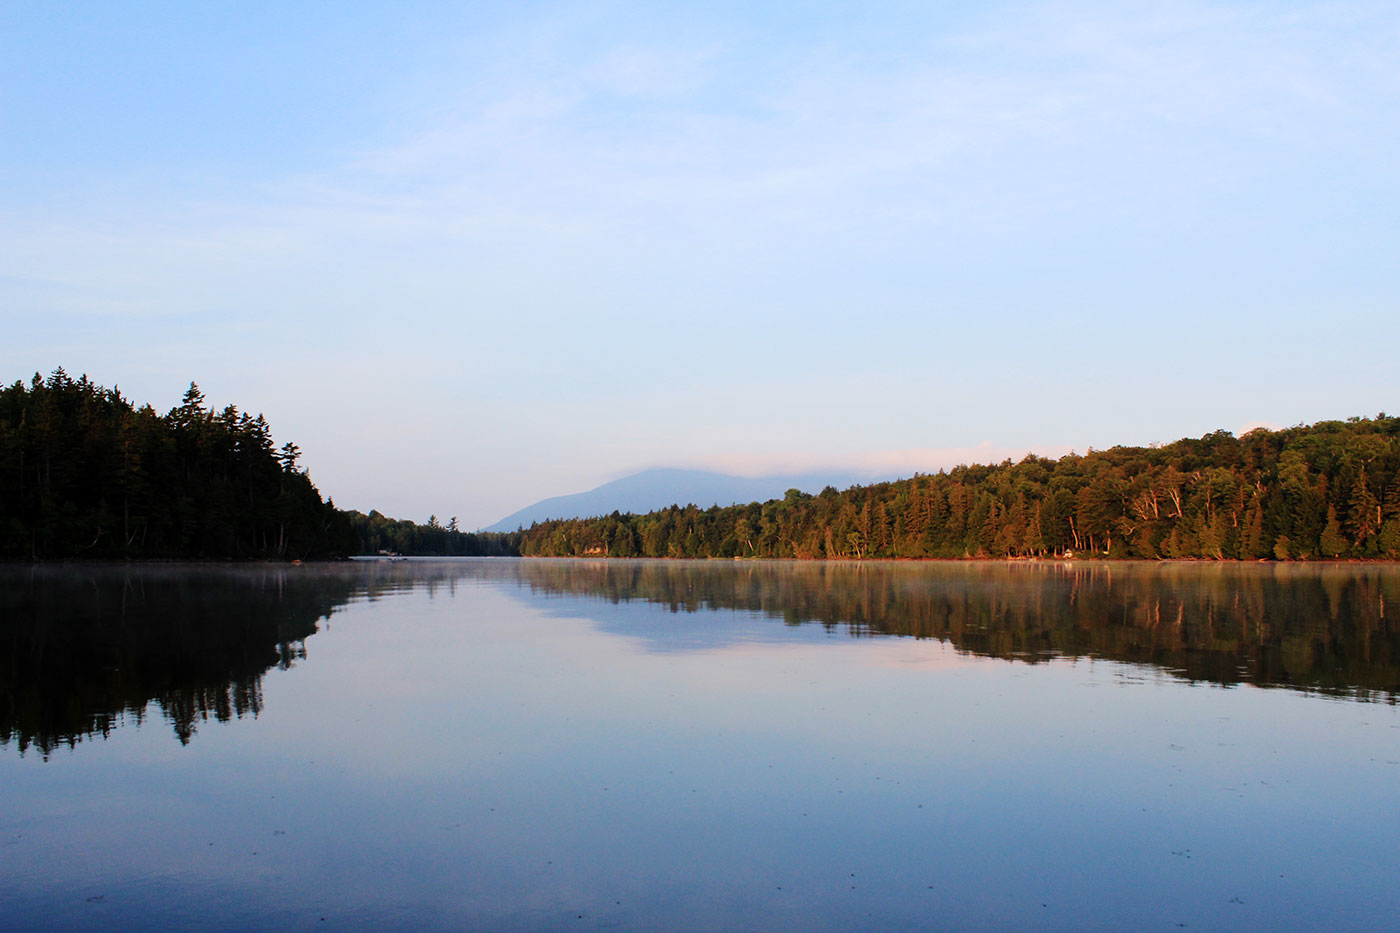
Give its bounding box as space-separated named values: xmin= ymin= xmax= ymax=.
xmin=3 ymin=0 xmax=1397 ymax=529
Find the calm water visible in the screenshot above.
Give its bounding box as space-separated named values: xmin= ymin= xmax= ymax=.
xmin=2 ymin=559 xmax=1398 ymax=931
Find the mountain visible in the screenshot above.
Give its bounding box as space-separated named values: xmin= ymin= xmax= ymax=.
xmin=484 ymin=467 xmax=878 ymax=532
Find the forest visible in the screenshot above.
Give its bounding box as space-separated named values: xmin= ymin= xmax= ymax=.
xmin=4 ymin=369 xmax=1396 ymax=563
xmin=344 ymin=509 xmax=520 ymax=557
xmin=0 ymin=370 xmax=357 ymax=560
xmin=517 ymin=415 xmax=1400 ymax=561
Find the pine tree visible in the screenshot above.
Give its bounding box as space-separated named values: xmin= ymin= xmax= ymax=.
xmin=1347 ymin=471 xmax=1380 ymax=546
xmin=1320 ymin=506 xmax=1349 ymax=558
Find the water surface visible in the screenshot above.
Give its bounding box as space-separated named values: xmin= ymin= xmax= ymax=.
xmin=2 ymin=559 xmax=1397 ymax=930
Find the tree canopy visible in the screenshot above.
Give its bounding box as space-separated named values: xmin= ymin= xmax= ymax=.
xmin=343 ymin=509 xmax=520 ymax=557
xmin=517 ymin=416 xmax=1400 ymax=562
xmin=8 ymin=371 xmax=1392 ymax=564
xmin=0 ymin=370 xmax=356 ymax=559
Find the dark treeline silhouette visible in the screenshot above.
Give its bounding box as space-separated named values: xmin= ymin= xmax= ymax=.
xmin=0 ymin=370 xmax=357 ymax=560
xmin=0 ymin=563 xmax=359 ymax=757
xmin=518 ymin=416 xmax=1400 ymax=561
xmin=505 ymin=559 xmax=1400 ymax=702
xmin=345 ymin=510 xmax=520 ymax=557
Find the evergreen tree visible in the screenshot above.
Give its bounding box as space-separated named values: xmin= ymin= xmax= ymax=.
xmin=0 ymin=372 xmax=357 ymax=559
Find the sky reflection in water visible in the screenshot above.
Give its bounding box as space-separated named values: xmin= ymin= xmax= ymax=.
xmin=2 ymin=559 xmax=1398 ymax=930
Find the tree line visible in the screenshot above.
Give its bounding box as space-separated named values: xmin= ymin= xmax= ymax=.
xmin=0 ymin=370 xmax=357 ymax=560
xmin=0 ymin=369 xmax=521 ymax=560
xmin=517 ymin=415 xmax=1400 ymax=561
xmin=344 ymin=509 xmax=520 ymax=557
xmin=7 ymin=370 xmax=1395 ymax=563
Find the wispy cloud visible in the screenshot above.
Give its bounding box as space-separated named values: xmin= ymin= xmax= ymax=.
xmin=5 ymin=0 xmax=1396 ymax=525
xmin=10 ymin=0 xmax=1394 ymax=321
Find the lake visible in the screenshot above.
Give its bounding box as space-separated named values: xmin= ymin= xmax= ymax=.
xmin=2 ymin=558 xmax=1398 ymax=930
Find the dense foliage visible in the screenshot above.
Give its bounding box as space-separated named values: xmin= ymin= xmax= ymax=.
xmin=0 ymin=370 xmax=357 ymax=560
xmin=345 ymin=510 xmax=520 ymax=556
xmin=519 ymin=416 xmax=1400 ymax=561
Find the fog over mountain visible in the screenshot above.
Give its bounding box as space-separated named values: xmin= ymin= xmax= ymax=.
xmin=484 ymin=467 xmax=883 ymax=533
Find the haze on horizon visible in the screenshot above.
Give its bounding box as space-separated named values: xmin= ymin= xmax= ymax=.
xmin=4 ymin=1 xmax=1396 ymax=529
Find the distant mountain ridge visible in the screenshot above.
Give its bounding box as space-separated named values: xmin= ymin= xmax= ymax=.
xmin=484 ymin=467 xmax=879 ymax=532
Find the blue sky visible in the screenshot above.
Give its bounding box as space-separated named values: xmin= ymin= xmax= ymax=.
xmin=4 ymin=1 xmax=1397 ymax=528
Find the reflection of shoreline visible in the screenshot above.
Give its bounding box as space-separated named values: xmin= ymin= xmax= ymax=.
xmin=5 ymin=558 xmax=1395 ymax=759
xmin=0 ymin=564 xmax=359 ymax=758
xmin=517 ymin=556 xmax=1400 ymax=565
xmin=499 ymin=559 xmax=1400 ymax=702
xmin=341 ymin=559 xmax=1400 ymax=702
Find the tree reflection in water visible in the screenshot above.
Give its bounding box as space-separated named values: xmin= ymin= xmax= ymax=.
xmin=505 ymin=559 xmax=1400 ymax=702
xmin=0 ymin=564 xmax=358 ymax=757
xmin=3 ymin=558 xmax=1395 ymax=760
